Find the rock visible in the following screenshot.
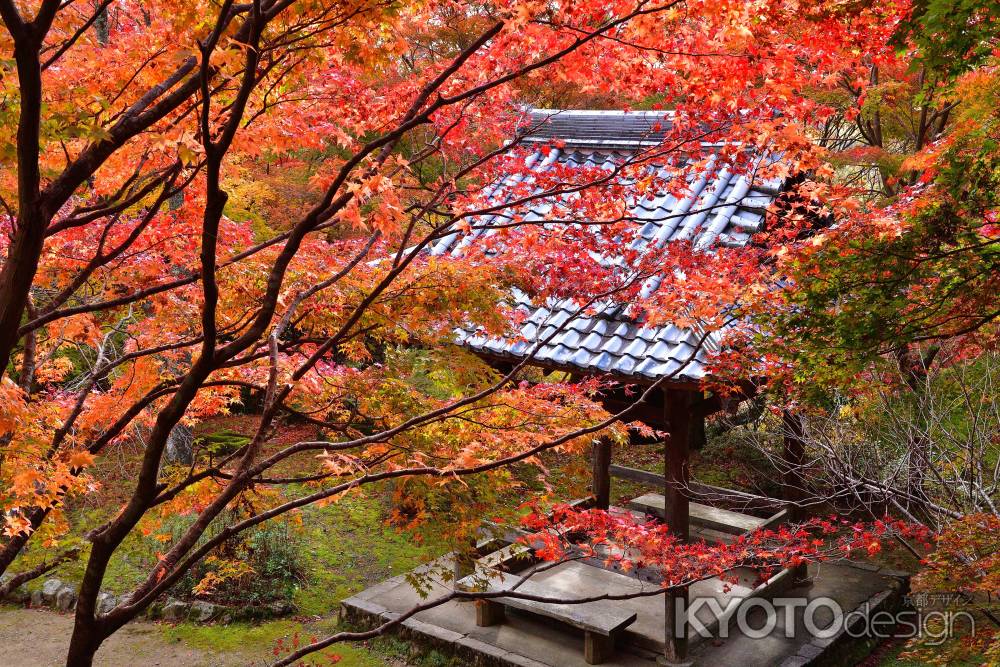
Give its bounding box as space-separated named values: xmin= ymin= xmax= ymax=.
xmin=8 ymin=585 xmax=30 ymax=605
xmin=55 ymin=585 xmax=77 ymax=612
xmin=30 ymin=589 xmax=44 ymax=607
xmin=144 ymin=600 xmax=164 ymax=619
xmin=0 ymin=575 xmax=29 ymax=605
xmin=161 ymin=599 xmax=189 ymax=622
xmin=41 ymin=578 xmax=64 ymax=606
xmin=266 ymin=600 xmax=295 ymax=617
xmin=165 ymin=424 xmax=194 ymax=465
xmin=189 ymin=601 xmax=218 ymax=622
xmin=97 ymin=592 xmax=117 ymax=615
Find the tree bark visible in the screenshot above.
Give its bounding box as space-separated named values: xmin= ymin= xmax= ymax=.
xmin=782 ymin=410 xmax=806 ymax=520
xmin=0 ymin=30 xmax=47 ymax=378
xmin=896 ymin=344 xmax=937 ymax=510
xmin=782 ymin=410 xmax=809 ymax=585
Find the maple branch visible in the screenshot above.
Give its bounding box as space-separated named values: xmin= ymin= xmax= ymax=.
xmin=40 ymin=0 xmax=273 ymax=221
xmin=0 ymin=0 xmax=24 ymax=34
xmin=44 ymin=3 xmax=718 ymax=656
xmin=39 ymin=166 xmax=189 ymax=315
xmin=33 ymin=0 xmax=65 ymax=35
xmin=112 ymin=324 xmax=713 ymax=619
xmin=39 ymin=0 xmax=114 ymax=70
xmin=44 ymin=161 xmax=189 ymax=237
xmin=0 ymin=546 xmax=80 ymax=599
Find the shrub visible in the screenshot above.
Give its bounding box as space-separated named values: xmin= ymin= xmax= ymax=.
xmin=144 ymin=514 xmax=305 ymax=610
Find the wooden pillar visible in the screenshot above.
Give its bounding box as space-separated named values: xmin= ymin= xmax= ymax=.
xmin=782 ymin=409 xmax=809 ymax=585
xmin=663 ymin=585 xmax=689 ymax=665
xmin=591 ymin=437 xmax=613 ymax=510
xmin=689 ymin=412 xmax=706 ymax=450
xmin=663 ymin=389 xmax=692 ymax=540
xmin=662 ymin=388 xmax=692 ymax=664
xmin=475 ymin=599 xmax=505 ymax=626
xmin=689 ymin=396 xmax=707 ymax=450
xmin=781 ymin=410 xmax=805 ymax=520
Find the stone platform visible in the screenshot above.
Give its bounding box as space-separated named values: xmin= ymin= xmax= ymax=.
xmin=342 ymin=555 xmax=908 ymax=667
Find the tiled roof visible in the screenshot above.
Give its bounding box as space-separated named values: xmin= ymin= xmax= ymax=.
xmin=518 ymin=109 xmax=672 ymax=146
xmin=455 ymin=290 xmax=717 ymax=382
xmin=448 ymin=110 xmax=784 ymax=383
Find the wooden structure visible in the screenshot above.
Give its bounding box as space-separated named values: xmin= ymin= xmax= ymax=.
xmin=450 ymin=109 xmax=805 ymax=664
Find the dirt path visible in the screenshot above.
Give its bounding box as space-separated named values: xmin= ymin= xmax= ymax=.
xmin=0 ymin=607 xmax=253 ymax=666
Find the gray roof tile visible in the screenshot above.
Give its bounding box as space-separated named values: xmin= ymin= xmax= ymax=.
xmin=452 ymin=109 xmax=785 ymax=382
xmin=622 ymin=337 xmax=649 ymax=357
xmin=571 ymin=347 xmax=593 ymax=366
xmin=648 ymin=340 xmax=673 ymax=360
xmin=520 ymin=109 xmax=672 ymax=146
xmin=588 ymin=351 xmax=612 ymax=371
xmin=613 ymin=354 xmax=638 ymax=375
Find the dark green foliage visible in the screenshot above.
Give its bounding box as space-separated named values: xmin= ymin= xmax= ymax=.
xmin=897 ymin=0 xmax=1000 ymax=79
xmin=196 ymin=429 xmax=252 ymax=457
xmin=153 ymin=516 xmax=305 ymax=611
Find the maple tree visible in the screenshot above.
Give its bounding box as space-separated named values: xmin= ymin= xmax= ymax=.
xmin=2 ymin=0 xmax=990 ymax=663
xmin=904 ymin=514 xmax=1000 ymax=665
xmin=710 ymin=6 xmax=1000 ymax=659
xmin=711 ymin=0 xmax=999 ymax=524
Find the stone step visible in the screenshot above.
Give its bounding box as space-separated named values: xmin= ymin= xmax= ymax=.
xmin=691 ymin=525 xmax=737 ymax=544
xmin=626 ymin=494 xmax=767 ymax=535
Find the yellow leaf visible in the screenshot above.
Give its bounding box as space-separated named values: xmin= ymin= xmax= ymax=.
xmin=68 ymin=450 xmax=95 ymax=469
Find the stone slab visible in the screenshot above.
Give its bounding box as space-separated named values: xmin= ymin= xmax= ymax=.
xmin=627 ymin=495 xmax=765 ymax=535
xmin=457 ymin=635 xmax=512 ymax=662
xmin=460 ymin=571 xmax=637 ymax=636
xmin=350 ymin=547 xmax=903 ymax=667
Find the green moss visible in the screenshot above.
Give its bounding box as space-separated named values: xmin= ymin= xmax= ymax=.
xmin=195 ymin=429 xmax=251 ymax=456
xmin=162 ymin=618 xmax=388 ymax=666
xmin=293 ymin=492 xmax=433 ymax=616
xmin=161 ymin=617 xmax=467 ymax=666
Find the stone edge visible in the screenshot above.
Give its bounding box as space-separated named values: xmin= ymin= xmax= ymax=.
xmin=778 ymin=565 xmax=910 ymax=667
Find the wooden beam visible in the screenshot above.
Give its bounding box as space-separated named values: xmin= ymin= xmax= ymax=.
xmin=486 ymin=359 xmax=516 ymax=377
xmin=609 ymin=463 xmax=664 ymax=486
xmin=608 ymin=465 xmax=783 ymax=512
xmin=598 ymin=390 xmax=727 ymax=432
xmin=599 ymin=396 xmax=669 ymax=427
xmin=591 ymin=437 xmax=612 ymax=510
xmin=470 ymin=351 xmax=709 ymax=391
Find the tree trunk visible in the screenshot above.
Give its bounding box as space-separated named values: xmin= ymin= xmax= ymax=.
xmin=66 ymin=538 xmax=116 ymax=666
xmin=782 ymin=410 xmax=806 ymax=520
xmin=782 ymin=410 xmax=809 ymax=585
xmin=0 ymin=36 xmax=49 ymax=379
xmin=895 ymin=345 xmax=937 ymax=510
xmin=65 ymin=616 xmax=101 ymax=667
